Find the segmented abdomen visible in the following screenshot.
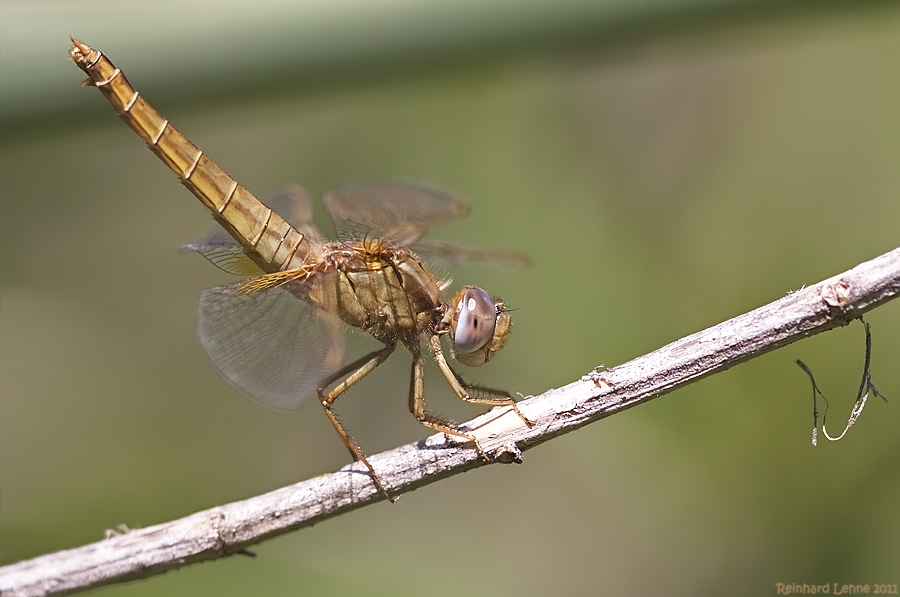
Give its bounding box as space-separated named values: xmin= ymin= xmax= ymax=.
xmin=69 ymin=39 xmax=309 ymax=274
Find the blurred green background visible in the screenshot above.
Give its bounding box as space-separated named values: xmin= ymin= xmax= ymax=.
xmin=2 ymin=1 xmax=899 ymax=595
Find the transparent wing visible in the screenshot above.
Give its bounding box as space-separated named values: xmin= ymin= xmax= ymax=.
xmin=324 ymin=179 xmax=468 ymax=247
xmin=264 ymin=186 xmax=327 ymax=242
xmin=198 ymin=283 xmax=345 ymax=411
xmin=181 ymin=234 xmax=262 ymax=275
xmin=410 ymin=239 xmax=531 ymax=268
xmin=184 ymin=186 xmax=325 ymax=275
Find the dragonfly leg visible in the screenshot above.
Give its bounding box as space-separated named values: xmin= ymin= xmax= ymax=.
xmin=318 ymin=343 xmax=396 ymax=501
xmin=408 ymin=351 xmax=487 ymax=460
xmin=429 ymin=334 xmax=534 ymax=428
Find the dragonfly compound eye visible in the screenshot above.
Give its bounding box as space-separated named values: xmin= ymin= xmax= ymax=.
xmin=452 ymin=286 xmax=498 ymax=353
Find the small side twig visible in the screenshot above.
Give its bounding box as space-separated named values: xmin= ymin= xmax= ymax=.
xmin=1 ymin=246 xmax=899 ymax=597
xmin=797 ymin=317 xmax=889 ymax=445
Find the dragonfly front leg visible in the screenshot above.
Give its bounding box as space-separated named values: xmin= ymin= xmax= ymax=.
xmin=429 ymin=334 xmax=534 ymax=428
xmin=408 ymin=350 xmax=487 ymax=460
xmin=318 ymin=343 xmax=396 ymax=501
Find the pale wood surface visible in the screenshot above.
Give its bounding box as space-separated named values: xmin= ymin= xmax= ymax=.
xmin=2 ymin=246 xmax=897 ymax=597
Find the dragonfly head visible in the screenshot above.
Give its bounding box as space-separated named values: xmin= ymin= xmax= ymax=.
xmin=448 ymin=286 xmax=511 ymax=367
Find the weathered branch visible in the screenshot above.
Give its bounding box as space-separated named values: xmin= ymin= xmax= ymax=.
xmin=2 ymin=246 xmax=899 ymax=597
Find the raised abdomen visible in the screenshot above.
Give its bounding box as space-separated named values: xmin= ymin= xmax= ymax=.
xmin=69 ymin=39 xmax=310 ymax=274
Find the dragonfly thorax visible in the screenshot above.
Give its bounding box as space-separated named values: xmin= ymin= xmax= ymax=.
xmin=300 ymin=243 xmax=444 ymax=348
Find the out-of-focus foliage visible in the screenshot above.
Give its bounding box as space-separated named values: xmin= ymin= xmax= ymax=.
xmin=2 ymin=2 xmax=898 ymax=595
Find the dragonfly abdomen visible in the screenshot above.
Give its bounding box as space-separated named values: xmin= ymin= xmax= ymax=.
xmin=69 ymin=38 xmax=304 ymax=275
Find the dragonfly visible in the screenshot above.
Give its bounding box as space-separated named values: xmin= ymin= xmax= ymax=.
xmin=69 ymin=39 xmax=533 ymax=500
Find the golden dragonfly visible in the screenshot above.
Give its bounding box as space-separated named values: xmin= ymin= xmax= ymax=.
xmin=70 ymin=39 xmax=532 ymax=499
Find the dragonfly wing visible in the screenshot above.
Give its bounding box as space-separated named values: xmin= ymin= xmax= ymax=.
xmin=198 ymin=283 xmax=345 ymax=410
xmin=182 ymin=232 xmax=261 ymax=275
xmin=324 ymin=179 xmax=468 ymax=247
xmin=184 ymin=186 xmax=325 ymax=275
xmin=261 ymin=186 xmax=326 ymax=241
xmin=410 ymin=239 xmax=531 ymax=268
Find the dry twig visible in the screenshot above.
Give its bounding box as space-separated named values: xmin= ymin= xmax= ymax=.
xmin=2 ymin=246 xmax=898 ymax=597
